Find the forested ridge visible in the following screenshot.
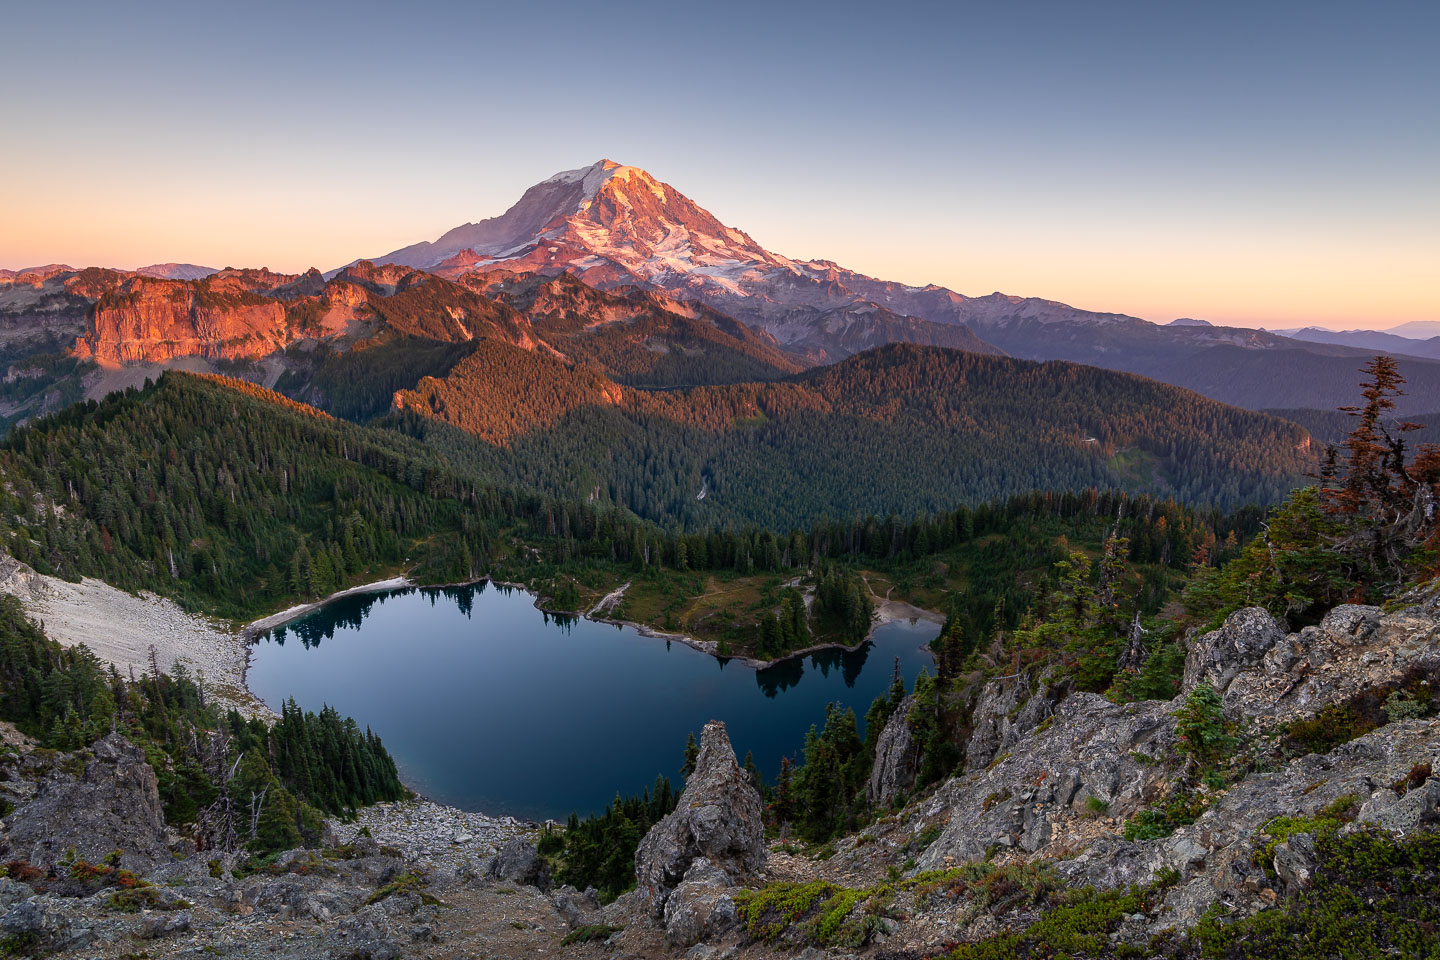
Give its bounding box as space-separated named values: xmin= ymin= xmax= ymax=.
xmin=0 ymin=370 xmax=1268 ymax=666
xmin=393 ymin=340 xmax=1313 ymax=529
xmin=481 ymin=272 xmax=804 ymax=387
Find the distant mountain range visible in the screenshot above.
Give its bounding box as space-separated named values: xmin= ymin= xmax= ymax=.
xmin=360 ymin=160 xmax=1440 ymax=416
xmin=0 ymin=158 xmax=1434 ymax=513
xmin=1268 ymin=326 xmax=1440 ymax=361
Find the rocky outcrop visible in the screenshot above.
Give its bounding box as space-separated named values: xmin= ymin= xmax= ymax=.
xmin=550 ymin=884 xmax=600 ymax=929
xmin=914 ymin=594 xmax=1440 ymax=931
xmin=1182 ymin=606 xmax=1288 ymax=694
xmin=1189 ymin=601 xmax=1440 ymax=724
xmin=1054 ymin=716 xmax=1439 ymax=926
xmin=0 ymin=554 xmax=52 ymax=602
xmin=634 ymin=720 xmax=765 ymax=919
xmin=918 ymin=692 xmax=1179 ymax=868
xmin=1 ymin=732 xmax=171 ymax=874
xmin=963 ymin=672 xmax=1065 ymax=772
xmin=868 ymin=696 xmax=920 ymax=805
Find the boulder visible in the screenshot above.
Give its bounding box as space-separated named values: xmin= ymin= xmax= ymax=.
xmin=0 ymin=896 xmax=92 ymax=955
xmin=1272 ymin=833 xmax=1318 ymax=896
xmin=1355 ymin=777 xmax=1440 ymax=835
xmin=664 ymin=858 xmax=739 ymax=948
xmin=1182 ymin=607 xmax=1287 ymax=696
xmin=551 ymin=884 xmax=599 ymax=929
xmin=488 ymin=835 xmax=551 ymax=890
xmin=2 ymin=733 xmax=170 ymax=874
xmin=0 ymin=878 xmax=33 ymax=913
xmin=635 ymin=721 xmax=764 ymax=919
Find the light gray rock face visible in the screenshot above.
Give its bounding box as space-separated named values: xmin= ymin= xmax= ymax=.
xmin=634 ymin=720 xmax=765 ymax=919
xmin=551 ymin=884 xmax=600 ymax=929
xmin=913 ymin=596 xmax=1440 ymax=931
xmin=1354 ymin=777 xmax=1440 ymax=835
xmin=918 ymin=693 xmax=1178 ymax=870
xmin=1182 ymin=606 xmax=1288 ymax=695
xmin=1051 ymin=717 xmax=1440 ymax=927
xmin=663 ymin=858 xmax=739 ymax=948
xmin=868 ymin=696 xmax=920 ymax=806
xmin=0 ymin=878 xmax=32 ymax=913
xmin=1 ymin=732 xmax=170 ymax=873
xmin=1191 ymin=602 xmax=1440 ymax=723
xmin=964 ymin=674 xmax=1065 ymax=773
xmin=1272 ymin=832 xmax=1318 ymax=896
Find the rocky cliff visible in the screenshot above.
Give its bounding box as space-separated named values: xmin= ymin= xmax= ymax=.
xmin=74 ymin=275 xmax=291 ymax=363
xmin=907 ymin=598 xmax=1439 ymax=928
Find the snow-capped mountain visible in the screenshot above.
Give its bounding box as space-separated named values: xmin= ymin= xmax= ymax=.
xmin=359 ymin=160 xmax=1440 ymax=414
xmin=363 ymin=160 xmax=999 ymax=361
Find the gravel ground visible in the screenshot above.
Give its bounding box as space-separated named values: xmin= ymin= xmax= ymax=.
xmin=335 ymin=799 xmax=540 ymax=877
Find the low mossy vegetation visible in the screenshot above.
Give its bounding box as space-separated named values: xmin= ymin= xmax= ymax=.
xmin=1251 ymin=794 xmax=1360 ymax=870
xmin=1187 ymin=827 xmax=1440 ymax=959
xmin=366 ymin=870 xmax=441 ymax=907
xmin=736 ymin=862 xmax=1060 ymax=950
xmin=560 ymin=924 xmax=623 ymax=946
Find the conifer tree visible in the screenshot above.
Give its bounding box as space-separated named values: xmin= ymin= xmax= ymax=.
xmin=681 ymin=731 xmax=699 ymax=778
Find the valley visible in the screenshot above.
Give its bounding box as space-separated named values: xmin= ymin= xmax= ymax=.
xmin=1 ymin=165 xmax=1437 ymax=960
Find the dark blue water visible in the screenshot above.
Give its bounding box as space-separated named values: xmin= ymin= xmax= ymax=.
xmin=247 ymin=582 xmax=938 ymax=821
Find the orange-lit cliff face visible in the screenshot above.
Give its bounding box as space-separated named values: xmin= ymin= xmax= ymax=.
xmin=74 ymin=276 xmax=290 ymax=364
xmin=0 ymin=263 xmax=528 ymax=368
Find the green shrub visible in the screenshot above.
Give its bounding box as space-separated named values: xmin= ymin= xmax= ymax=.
xmin=1174 ymin=683 xmax=1238 ymax=767
xmin=1123 ymin=787 xmax=1209 ymax=841
xmin=367 ymin=871 xmax=441 ymax=906
xmin=560 ymin=924 xmax=622 ymax=946
xmin=1194 ymin=827 xmax=1440 ymax=958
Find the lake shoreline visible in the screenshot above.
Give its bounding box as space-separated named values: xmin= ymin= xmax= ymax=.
xmin=239 ymin=574 xmax=943 ymax=706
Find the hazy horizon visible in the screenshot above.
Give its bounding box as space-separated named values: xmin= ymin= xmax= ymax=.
xmin=2 ymin=0 xmax=1435 ymax=331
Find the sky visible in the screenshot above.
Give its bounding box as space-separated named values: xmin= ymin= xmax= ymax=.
xmin=1 ymin=0 xmax=1435 ymax=330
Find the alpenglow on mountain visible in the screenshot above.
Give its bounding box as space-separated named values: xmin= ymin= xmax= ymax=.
xmin=363 ymin=159 xmax=1004 ymax=362
xmin=362 ymin=159 xmax=1440 ymax=414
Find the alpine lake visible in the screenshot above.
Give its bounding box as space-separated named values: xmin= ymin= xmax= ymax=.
xmin=247 ymin=581 xmax=940 ymax=821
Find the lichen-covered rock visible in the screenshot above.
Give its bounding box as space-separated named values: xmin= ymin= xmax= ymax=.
xmin=1192 ymin=602 xmax=1440 ymax=723
xmin=962 ymin=676 xmax=1030 ymax=773
xmin=550 ymin=884 xmax=599 ymax=929
xmin=0 ymin=896 xmax=91 ymax=956
xmin=663 ymin=858 xmax=739 ymax=947
xmin=1 ymin=732 xmax=170 ymax=873
xmin=1051 ymin=717 xmax=1440 ymax=927
xmin=918 ymin=692 xmax=1177 ymax=870
xmin=1355 ymin=777 xmax=1440 ymax=835
xmin=1272 ymin=832 xmax=1317 ymax=896
xmin=868 ymin=696 xmax=920 ymax=805
xmin=635 ymin=720 xmax=764 ymax=919
xmin=1182 ymin=606 xmax=1288 ymax=695
xmin=963 ymin=674 xmax=1066 ymax=772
